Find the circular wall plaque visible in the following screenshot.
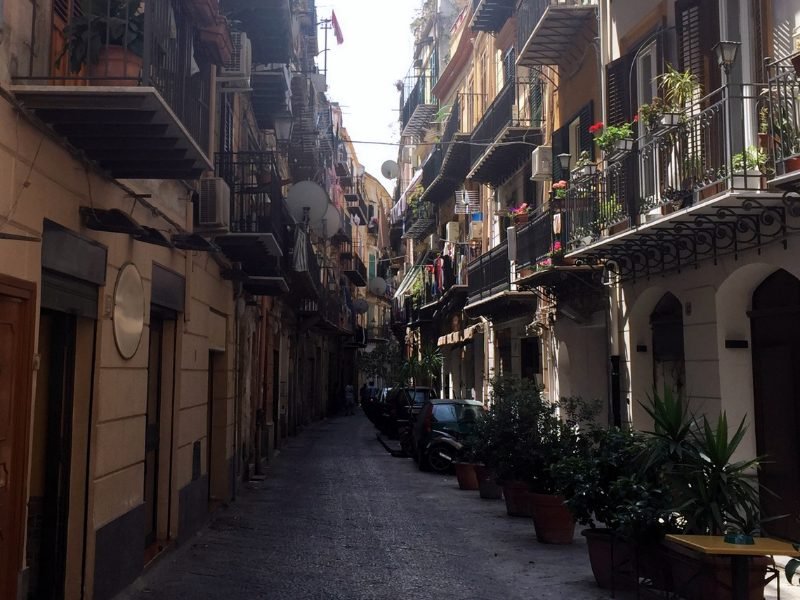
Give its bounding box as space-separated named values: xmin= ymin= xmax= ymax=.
xmin=113 ymin=263 xmax=145 ymax=359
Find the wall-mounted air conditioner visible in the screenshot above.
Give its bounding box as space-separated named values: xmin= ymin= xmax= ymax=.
xmin=219 ymin=32 xmax=251 ymax=85
xmin=468 ymin=220 xmax=483 ymax=240
xmin=197 ymin=178 xmax=231 ymax=232
xmin=531 ymin=145 xmax=552 ymax=181
xmin=445 ymin=221 xmax=460 ymax=242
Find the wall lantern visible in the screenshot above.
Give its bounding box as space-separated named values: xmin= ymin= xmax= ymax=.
xmin=713 ymin=41 xmax=741 ymax=75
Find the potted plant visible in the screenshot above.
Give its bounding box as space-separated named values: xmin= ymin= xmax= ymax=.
xmin=509 ymin=202 xmax=529 ymax=225
xmin=730 ymin=146 xmax=767 ymax=189
xmin=589 ymin=120 xmax=636 ymax=154
xmin=658 ymin=64 xmax=700 ymax=126
xmin=57 ymin=0 xmax=145 ymax=85
xmin=453 ymin=429 xmax=481 ymax=491
xmin=551 ymin=180 xmax=568 ymax=204
xmin=638 ymin=97 xmax=666 ymax=133
xmin=571 ymin=151 xmax=597 ymax=177
xmin=594 ymin=195 xmax=627 ymax=236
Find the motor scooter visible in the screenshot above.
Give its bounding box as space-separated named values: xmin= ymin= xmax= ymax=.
xmin=422 ymin=428 xmax=463 ymax=474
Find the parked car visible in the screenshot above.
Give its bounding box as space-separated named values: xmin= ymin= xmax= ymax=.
xmin=377 ymin=386 xmax=438 ymax=438
xmin=363 ymin=386 xmax=389 ymax=425
xmin=412 ymin=399 xmax=484 ymax=473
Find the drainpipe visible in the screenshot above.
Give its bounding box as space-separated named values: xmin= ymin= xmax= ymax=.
xmin=605 ymin=261 xmax=623 ymax=426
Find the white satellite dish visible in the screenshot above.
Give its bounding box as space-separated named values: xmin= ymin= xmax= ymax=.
xmin=286 ymin=181 xmax=329 ymax=230
xmin=368 ymin=277 xmax=387 ymax=296
xmin=353 ymin=298 xmax=369 ymax=314
xmin=321 ymin=204 xmax=340 ymax=239
xmin=381 ymin=160 xmax=399 ymax=180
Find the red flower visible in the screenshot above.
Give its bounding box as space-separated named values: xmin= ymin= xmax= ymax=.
xmin=588 ymin=122 xmax=605 ymax=134
xmin=633 ymin=114 xmax=639 ymax=123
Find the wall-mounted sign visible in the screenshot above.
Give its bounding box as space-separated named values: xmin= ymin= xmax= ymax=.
xmin=113 ymin=263 xmax=145 ymax=359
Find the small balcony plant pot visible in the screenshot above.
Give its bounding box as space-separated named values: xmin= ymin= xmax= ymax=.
xmin=530 ymin=493 xmax=574 ymax=544
xmin=784 ymin=156 xmax=800 ymax=174
xmin=732 ymin=173 xmax=762 ymax=190
xmin=474 ymin=465 xmax=503 ymax=500
xmin=500 ymin=481 xmax=534 ymax=517
xmin=513 ymin=214 xmax=529 ymax=226
xmin=582 ymin=529 xmax=636 ymax=590
xmin=89 ymin=46 xmax=142 ymax=87
xmin=614 ymin=138 xmax=635 ymax=152
xmin=454 ymin=462 xmax=480 ymax=491
xmin=661 ymin=112 xmax=682 ymax=127
xmin=608 ymin=218 xmax=630 ymax=236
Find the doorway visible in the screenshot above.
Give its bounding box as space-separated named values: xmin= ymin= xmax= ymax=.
xmin=143 ymin=308 xmax=176 ymax=557
xmin=650 ymin=293 xmax=685 ymax=396
xmin=751 ymin=269 xmax=800 ymax=541
xmin=0 ymin=279 xmax=36 ymax=600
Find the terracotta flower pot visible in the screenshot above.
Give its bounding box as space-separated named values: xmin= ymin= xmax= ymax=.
xmin=784 ymin=156 xmax=800 ymax=173
xmin=89 ymin=46 xmax=142 ymax=87
xmin=501 ymin=481 xmax=534 ymax=517
xmin=530 ymin=493 xmax=574 ymax=544
xmin=582 ymin=529 xmax=636 ymax=590
xmin=454 ymin=462 xmax=479 ymax=491
xmin=474 ymin=465 xmax=503 ymax=500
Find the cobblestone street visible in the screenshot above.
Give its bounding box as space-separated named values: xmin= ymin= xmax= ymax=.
xmin=116 ymin=414 xmax=615 ymax=600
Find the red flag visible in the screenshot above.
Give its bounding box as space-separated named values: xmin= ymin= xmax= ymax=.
xmin=331 ymin=10 xmax=344 ymax=45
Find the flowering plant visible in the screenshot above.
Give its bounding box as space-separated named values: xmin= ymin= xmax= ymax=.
xmin=590 ymin=120 xmax=636 ymax=153
xmin=509 ymin=202 xmax=528 ymax=216
xmin=549 ymin=239 xmax=563 ymax=257
xmin=552 ymin=180 xmax=568 ymax=200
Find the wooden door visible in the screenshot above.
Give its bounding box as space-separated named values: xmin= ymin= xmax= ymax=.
xmin=0 ymin=280 xmax=35 ymax=600
xmin=751 ymin=269 xmax=800 ymax=541
xmin=144 ymin=317 xmax=163 ymax=547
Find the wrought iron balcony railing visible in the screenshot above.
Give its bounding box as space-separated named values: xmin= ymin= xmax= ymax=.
xmin=564 ymin=84 xmax=770 ymax=250
xmin=516 ymin=0 xmax=597 ymax=67
xmin=765 ymin=54 xmax=800 ymax=187
xmin=403 ymin=202 xmax=436 ymax=241
xmin=516 ymin=207 xmax=554 ymax=269
xmin=215 ymin=152 xmax=286 ymax=242
xmin=470 ymin=0 xmax=515 ymax=33
xmin=344 ymin=175 xmax=368 ymax=223
xmin=466 ymin=242 xmax=510 ymax=305
xmin=401 ymin=73 xmax=438 ymax=136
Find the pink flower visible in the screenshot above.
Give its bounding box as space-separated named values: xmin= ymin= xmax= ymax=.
xmin=552 ymin=180 xmax=568 ymax=190
xmin=552 ymin=240 xmax=562 ymax=251
xmin=633 ymin=114 xmax=639 ymax=123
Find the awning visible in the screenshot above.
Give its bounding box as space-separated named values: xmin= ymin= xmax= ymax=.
xmin=390 ymin=169 xmax=423 ymax=224
xmin=437 ymin=323 xmax=482 ymax=348
xmin=392 ymin=250 xmax=432 ymax=300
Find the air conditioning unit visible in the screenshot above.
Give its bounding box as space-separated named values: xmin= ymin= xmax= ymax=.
xmin=197 ymin=178 xmax=231 ymax=231
xmin=445 ymin=221 xmax=460 ymax=242
xmin=531 ymin=145 xmax=552 ymax=181
xmin=219 ymin=31 xmax=251 ymax=84
xmin=468 ymin=220 xmax=483 ymax=240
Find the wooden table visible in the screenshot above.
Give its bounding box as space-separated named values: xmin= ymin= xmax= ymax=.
xmin=665 ymin=534 xmax=800 ymax=600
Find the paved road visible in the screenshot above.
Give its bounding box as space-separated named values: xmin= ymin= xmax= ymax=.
xmin=116 ymin=413 xmax=791 ymax=600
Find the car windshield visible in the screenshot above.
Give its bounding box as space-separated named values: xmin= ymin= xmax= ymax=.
xmin=406 ymin=389 xmax=437 ymax=405
xmin=432 ymin=403 xmax=483 ymax=424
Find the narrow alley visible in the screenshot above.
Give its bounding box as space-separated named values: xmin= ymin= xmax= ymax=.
xmin=117 ymin=414 xmax=612 ymax=600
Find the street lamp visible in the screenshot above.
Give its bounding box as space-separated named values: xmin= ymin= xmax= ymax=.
xmin=713 ymin=41 xmax=741 ymax=76
xmin=273 ymin=112 xmax=294 ymax=145
xmin=557 ymin=153 xmax=572 ymax=177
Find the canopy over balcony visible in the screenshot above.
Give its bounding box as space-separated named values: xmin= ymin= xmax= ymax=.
xmin=470 ymin=0 xmax=515 ymax=33
xmin=516 ymin=0 xmax=597 ymax=68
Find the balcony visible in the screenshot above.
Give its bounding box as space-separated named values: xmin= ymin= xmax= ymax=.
xmin=412 ymin=245 xmax=473 ymax=316
xmin=214 ymin=152 xmax=290 ymax=294
xmin=765 ymin=54 xmax=800 ymax=191
xmin=11 ymin=0 xmax=212 ymax=179
xmin=251 ymin=65 xmax=292 ymax=130
xmin=565 ymin=84 xmax=790 ymax=281
xmin=401 ymin=74 xmax=438 ymax=137
xmin=468 ymin=77 xmax=544 ymax=186
xmin=345 ymin=325 xmax=368 ymax=348
xmin=339 ymin=241 xmax=368 ymax=287
xmin=367 ymin=324 xmax=392 ymax=343
xmin=403 ymin=202 xmax=436 ymax=241
xmin=299 ymin=291 xmax=353 ymax=334
xmin=289 ymin=75 xmax=322 ymax=181
xmin=287 ymin=228 xmax=322 ymax=299
xmin=465 ymin=241 xmax=536 ymax=316
xmin=343 ymin=175 xmax=368 ymax=223
xmin=516 ymin=0 xmax=597 ymax=68
xmin=334 ymin=137 xmax=351 ymax=177
xmin=470 ymin=0 xmax=515 ymax=33
xmin=420 ymin=96 xmax=473 ymax=205
xmin=222 ymin=0 xmax=292 ymax=65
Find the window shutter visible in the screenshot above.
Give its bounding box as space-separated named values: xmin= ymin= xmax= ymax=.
xmin=369 ymin=254 xmax=376 ymax=279
xmin=578 ymin=101 xmax=595 ymax=160
xmin=676 ymin=0 xmax=720 ymax=98
xmin=529 ymin=79 xmax=544 ymax=127
xmin=606 ymin=55 xmax=633 ymax=126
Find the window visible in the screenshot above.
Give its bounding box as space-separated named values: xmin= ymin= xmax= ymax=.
xmin=636 ymin=41 xmax=658 ymax=137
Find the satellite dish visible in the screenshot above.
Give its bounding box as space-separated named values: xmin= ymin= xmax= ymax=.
xmin=321 ymin=204 xmax=340 ymax=238
xmin=353 ymin=298 xmax=369 ymax=314
xmin=368 ymin=277 xmax=387 ymax=296
xmin=286 ymin=181 xmax=329 ymax=229
xmin=381 ymin=160 xmax=399 ymax=180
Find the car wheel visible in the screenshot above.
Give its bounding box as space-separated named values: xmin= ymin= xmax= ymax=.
xmin=427 ymin=445 xmax=454 ymax=474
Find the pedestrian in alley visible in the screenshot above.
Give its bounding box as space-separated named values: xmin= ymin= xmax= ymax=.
xmin=344 ymin=382 xmax=355 ymax=415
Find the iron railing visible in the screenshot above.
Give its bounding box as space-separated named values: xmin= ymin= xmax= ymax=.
xmin=37 ymin=0 xmax=210 ymax=150
xmin=442 ymin=95 xmax=464 ymax=146
xmin=516 ymin=0 xmax=596 ymax=58
xmin=765 ymin=54 xmax=800 ymax=180
xmin=516 ymin=207 xmax=553 ymax=268
xmin=421 ymin=146 xmax=444 ymax=188
xmin=563 ymin=84 xmax=767 ymax=248
xmin=401 ymin=74 xmax=436 ymax=131
xmin=215 ymin=152 xmax=286 ymax=244
xmin=466 ymin=242 xmax=510 ymax=304
xmin=342 ymin=252 xmax=368 ymax=284
xmin=345 ymin=175 xmax=368 ymax=222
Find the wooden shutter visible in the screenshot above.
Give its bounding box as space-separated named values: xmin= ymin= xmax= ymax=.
xmin=551 ymin=124 xmax=569 ymax=182
xmin=676 ymin=0 xmax=720 ymax=98
xmin=578 ymin=101 xmax=595 ymax=160
xmin=606 ymin=55 xmax=633 ymax=126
